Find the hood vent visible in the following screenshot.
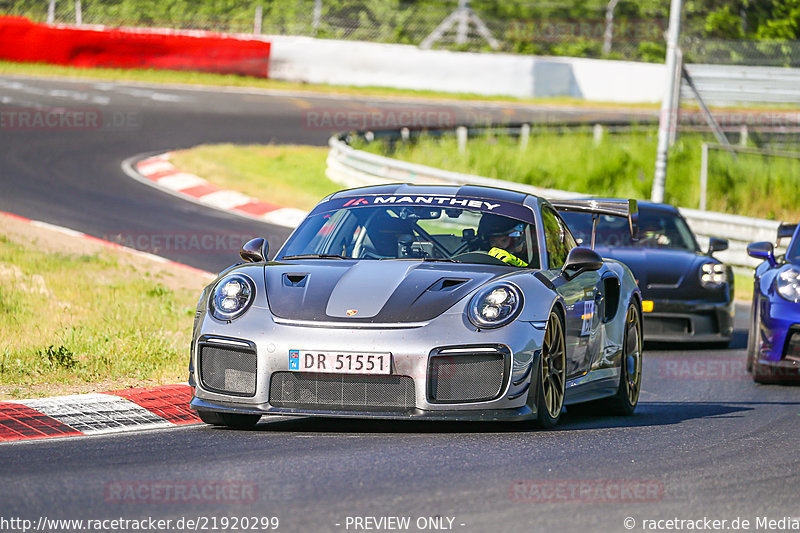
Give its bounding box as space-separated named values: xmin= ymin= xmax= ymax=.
xmin=283 ymin=273 xmax=308 ymax=287
xmin=428 ymin=278 xmax=469 ymax=292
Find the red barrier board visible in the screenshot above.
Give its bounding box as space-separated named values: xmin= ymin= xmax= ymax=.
xmin=0 ymin=16 xmax=270 ymax=77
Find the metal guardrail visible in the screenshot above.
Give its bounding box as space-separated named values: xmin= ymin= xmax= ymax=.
xmin=326 ymin=126 xmax=786 ymax=269
xmin=683 ymin=64 xmax=800 ymax=105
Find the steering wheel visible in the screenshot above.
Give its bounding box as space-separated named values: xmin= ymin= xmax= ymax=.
xmin=451 ymin=251 xmax=510 ymax=266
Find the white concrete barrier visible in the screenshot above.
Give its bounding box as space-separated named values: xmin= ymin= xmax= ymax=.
xmin=267 ymin=35 xmax=665 ymax=103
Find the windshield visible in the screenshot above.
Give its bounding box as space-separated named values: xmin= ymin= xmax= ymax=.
xmin=277 ymin=200 xmax=540 ymax=268
xmin=560 ymin=208 xmax=698 ymax=252
xmin=787 ymin=233 xmax=800 ymax=263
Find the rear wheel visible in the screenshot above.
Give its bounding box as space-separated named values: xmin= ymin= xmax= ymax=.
xmin=198 ymin=410 xmax=261 ymax=429
xmin=532 ymin=311 xmax=566 ymax=429
xmin=566 ymin=302 xmax=642 ymax=416
xmin=606 ymin=302 xmax=643 ymax=415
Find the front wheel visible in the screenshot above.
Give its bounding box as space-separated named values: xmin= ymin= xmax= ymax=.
xmin=532 ymin=311 xmax=566 ymax=429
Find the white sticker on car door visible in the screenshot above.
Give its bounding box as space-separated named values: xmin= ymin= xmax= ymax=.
xmin=581 ymin=300 xmax=595 ymax=336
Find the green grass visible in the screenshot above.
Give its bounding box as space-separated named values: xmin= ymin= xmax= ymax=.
xmin=0 ymin=235 xmax=199 ymax=399
xmin=734 ymin=268 xmax=755 ymax=303
xmin=169 ymin=144 xmax=339 ymax=211
xmin=355 ymin=130 xmax=800 ymax=222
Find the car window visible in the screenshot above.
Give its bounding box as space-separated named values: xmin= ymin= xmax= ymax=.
xmin=786 ymin=230 xmax=800 ymax=263
xmin=560 ymin=208 xmax=698 ymax=252
xmin=278 ymin=203 xmax=539 ymax=268
xmin=542 ymin=206 xmax=575 ymax=269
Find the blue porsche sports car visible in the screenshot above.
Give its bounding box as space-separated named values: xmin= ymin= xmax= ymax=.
xmin=746 ymin=222 xmax=800 ymax=382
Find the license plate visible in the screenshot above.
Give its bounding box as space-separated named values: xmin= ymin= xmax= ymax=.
xmin=289 ymin=349 xmax=391 ymax=375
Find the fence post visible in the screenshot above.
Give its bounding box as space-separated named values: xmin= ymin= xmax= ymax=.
xmin=47 ymin=0 xmax=55 ymax=24
xmin=519 ymin=123 xmax=530 ymax=151
xmin=74 ymin=0 xmax=81 ymax=25
xmin=313 ymin=0 xmax=322 ymax=31
xmin=253 ymin=5 xmax=262 ymax=34
xmin=739 ymin=124 xmax=748 ymax=147
xmin=699 ymin=142 xmax=709 ymax=211
xmin=593 ymin=123 xmax=604 ymax=145
xmin=651 ymin=0 xmax=683 ymax=203
xmin=602 ymin=0 xmax=620 ymax=55
xmin=456 ymin=126 xmax=468 ymax=154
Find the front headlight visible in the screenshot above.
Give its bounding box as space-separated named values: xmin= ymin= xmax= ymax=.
xmin=209 ymin=274 xmax=255 ymax=321
xmin=468 ymin=283 xmax=523 ymax=329
xmin=775 ymin=266 xmax=800 ymax=303
xmin=699 ymin=262 xmax=727 ymax=289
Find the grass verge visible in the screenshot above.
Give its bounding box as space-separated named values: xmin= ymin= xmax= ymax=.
xmin=734 ymin=269 xmax=754 ymax=303
xmin=0 ymin=217 xmax=207 ymax=400
xmin=169 ymin=144 xmax=339 ymax=212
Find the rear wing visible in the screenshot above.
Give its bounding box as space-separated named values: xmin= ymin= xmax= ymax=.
xmin=550 ymin=199 xmax=639 ymax=249
xmin=778 ymin=222 xmax=797 ymax=243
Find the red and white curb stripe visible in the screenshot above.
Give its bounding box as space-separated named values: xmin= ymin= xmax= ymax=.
xmin=0 ymin=212 xmax=216 ymax=442
xmin=134 ymin=153 xmax=308 ymax=228
xmin=0 ymin=385 xmax=201 ymax=442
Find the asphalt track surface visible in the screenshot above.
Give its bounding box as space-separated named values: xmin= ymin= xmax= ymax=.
xmin=1 ymin=76 xmax=798 ymax=533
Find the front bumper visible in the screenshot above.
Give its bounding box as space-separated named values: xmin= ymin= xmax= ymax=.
xmin=756 ymin=300 xmax=800 ymax=370
xmin=190 ymin=396 xmax=536 ymax=422
xmin=189 ymin=306 xmax=545 ymax=421
xmin=641 ymin=298 xmax=734 ymax=342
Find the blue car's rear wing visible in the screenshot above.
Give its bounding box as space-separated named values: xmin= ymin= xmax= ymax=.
xmin=550 ymin=198 xmax=639 ymax=249
xmin=777 ymin=222 xmax=797 ymax=242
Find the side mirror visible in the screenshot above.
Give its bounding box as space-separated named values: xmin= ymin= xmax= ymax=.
xmin=562 ymin=247 xmax=603 ymax=280
xmin=240 ymin=238 xmax=269 ymax=263
xmin=707 ymin=237 xmax=728 ymax=255
xmin=747 ymin=241 xmax=777 ymax=267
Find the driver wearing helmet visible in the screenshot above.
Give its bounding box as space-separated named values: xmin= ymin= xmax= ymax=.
xmin=477 ymin=214 xmax=529 ymax=267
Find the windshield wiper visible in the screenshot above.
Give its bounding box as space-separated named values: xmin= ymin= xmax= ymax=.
xmin=281 ymin=254 xmax=348 ymax=260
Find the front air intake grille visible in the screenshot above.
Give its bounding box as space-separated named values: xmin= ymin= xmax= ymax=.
xmin=783 ymin=328 xmax=800 ymax=362
xmin=199 ymin=342 xmax=257 ymax=397
xmin=428 ymin=346 xmax=509 ymax=403
xmin=644 ymin=317 xmax=691 ymax=335
xmin=269 ymin=372 xmax=415 ymax=411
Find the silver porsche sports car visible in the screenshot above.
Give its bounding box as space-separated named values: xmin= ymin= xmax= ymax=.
xmin=189 ymin=185 xmax=643 ymax=428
